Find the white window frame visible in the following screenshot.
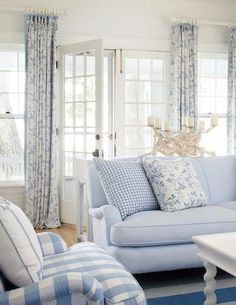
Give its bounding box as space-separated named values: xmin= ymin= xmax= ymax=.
xmin=0 ymin=44 xmax=25 ymax=186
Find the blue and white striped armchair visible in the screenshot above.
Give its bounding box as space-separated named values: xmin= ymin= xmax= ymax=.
xmin=0 ymin=232 xmax=146 ymax=305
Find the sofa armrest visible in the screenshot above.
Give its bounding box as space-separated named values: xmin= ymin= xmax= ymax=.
xmin=0 ymin=273 xmax=104 ymax=305
xmin=89 ymin=205 xmax=122 ymax=248
xmin=37 ymin=232 xmax=68 ymax=256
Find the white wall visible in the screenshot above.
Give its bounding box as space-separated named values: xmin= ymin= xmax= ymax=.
xmin=0 ymin=0 xmax=234 ymax=222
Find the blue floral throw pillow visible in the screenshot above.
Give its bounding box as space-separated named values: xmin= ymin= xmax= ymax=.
xmin=94 ymin=158 xmax=158 ymax=219
xmin=142 ymin=158 xmax=208 ymax=212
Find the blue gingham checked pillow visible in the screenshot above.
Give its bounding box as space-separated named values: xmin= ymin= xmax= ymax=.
xmin=94 ymin=158 xmax=158 ymax=219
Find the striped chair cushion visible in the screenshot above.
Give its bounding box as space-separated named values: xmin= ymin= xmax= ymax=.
xmin=37 ymin=232 xmax=68 ymax=256
xmin=43 ymin=242 xmax=146 ymax=305
xmin=0 ymin=197 xmax=43 ymax=287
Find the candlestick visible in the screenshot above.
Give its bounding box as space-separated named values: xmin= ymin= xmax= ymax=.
xmin=164 ymin=121 xmax=171 ymax=131
xmin=211 ymin=113 xmax=218 ymax=127
xmin=183 ymin=116 xmax=188 ymax=127
xmin=198 ymin=120 xmax=205 ymax=130
xmin=154 ymin=117 xmax=162 ymax=129
xmin=147 ymin=116 xmax=155 ymax=126
xmin=188 ymin=117 xmax=194 ymax=128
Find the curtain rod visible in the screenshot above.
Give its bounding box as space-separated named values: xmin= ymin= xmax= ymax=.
xmin=105 ymin=48 xmax=170 ymax=53
xmin=0 ymin=6 xmax=67 ymax=16
xmin=171 ymin=17 xmax=236 ymax=27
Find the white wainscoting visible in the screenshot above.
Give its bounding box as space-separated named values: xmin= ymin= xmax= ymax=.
xmin=0 ymin=185 xmax=24 ymax=209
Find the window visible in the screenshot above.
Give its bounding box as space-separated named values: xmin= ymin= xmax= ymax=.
xmin=116 ymin=51 xmax=169 ymax=157
xmin=0 ymin=48 xmax=25 ymax=182
xmin=198 ymin=54 xmax=228 ymax=155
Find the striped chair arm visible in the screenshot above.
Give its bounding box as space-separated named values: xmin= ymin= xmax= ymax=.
xmin=37 ymin=232 xmax=68 ymax=256
xmin=0 ymin=273 xmax=104 ymax=305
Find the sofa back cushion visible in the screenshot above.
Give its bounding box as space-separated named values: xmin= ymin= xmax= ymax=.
xmin=88 ymin=156 xmax=236 ymax=209
xmin=0 ymin=197 xmax=43 ymax=287
xmin=142 ymin=158 xmax=208 ymax=211
xmin=93 ymin=158 xmax=158 ymax=219
xmin=196 ymin=156 xmax=236 ymax=205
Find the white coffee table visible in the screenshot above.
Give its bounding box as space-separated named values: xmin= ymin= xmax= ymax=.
xmin=193 ymin=232 xmax=236 ymax=305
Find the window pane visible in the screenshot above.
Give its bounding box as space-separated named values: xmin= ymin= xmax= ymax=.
xmin=138 ymin=82 xmax=151 ymax=103
xmin=125 ymin=126 xmax=152 ymax=149
xmin=125 ymin=81 xmax=136 ymax=102
xmin=75 ymin=54 xmax=84 ymax=76
xmin=216 ymin=60 xmax=227 ymax=78
xmin=199 ymin=78 xmax=215 ymax=96
xmin=64 ymin=133 xmax=74 ymax=151
xmin=65 ymin=79 xmax=73 ymax=102
xmin=19 ymin=52 xmax=25 ymax=72
xmin=86 ymin=134 xmax=95 ymax=153
xmin=86 ymin=76 xmax=95 ymax=101
xmin=86 ymin=55 xmax=95 ymax=75
xmin=0 ymin=93 xmax=24 ymax=115
xmin=0 ymin=118 xmax=24 ymax=181
xmin=65 ymin=55 xmax=73 ymax=77
xmin=125 ymin=58 xmax=137 ymax=80
xmin=75 ymin=103 xmax=84 ymax=126
xmin=0 ymin=52 xmax=17 ymax=71
xmin=199 ymin=59 xmax=215 ymax=77
xmin=64 ymin=103 xmax=74 ymax=126
xmin=86 ymin=102 xmax=95 ymax=126
xmin=75 ymin=134 xmax=84 ymax=152
xmin=75 ymin=78 xmax=84 ymax=101
xmin=139 ymin=59 xmax=152 ymax=80
xmin=151 ymin=82 xmax=163 ymax=102
xmin=0 ymin=72 xmax=18 ymax=92
xmin=64 ymin=152 xmax=74 ymax=176
xmin=152 ymin=60 xmax=163 ymax=81
xmin=216 ymin=79 xmax=227 ymax=97
xmin=216 ymin=97 xmax=227 ymax=114
xmin=198 ymin=97 xmax=215 ymax=114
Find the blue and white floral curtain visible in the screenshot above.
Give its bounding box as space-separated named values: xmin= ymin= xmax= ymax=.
xmin=24 ymin=14 xmax=60 ymax=228
xmin=228 ymin=26 xmax=236 ymax=154
xmin=169 ymin=22 xmax=199 ymax=130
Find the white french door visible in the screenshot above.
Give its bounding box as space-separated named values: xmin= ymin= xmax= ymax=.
xmin=58 ymin=40 xmax=114 ymax=224
xmin=115 ymin=50 xmax=169 ymax=157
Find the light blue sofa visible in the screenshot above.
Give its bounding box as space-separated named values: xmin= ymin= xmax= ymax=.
xmin=88 ymin=156 xmax=236 ymax=274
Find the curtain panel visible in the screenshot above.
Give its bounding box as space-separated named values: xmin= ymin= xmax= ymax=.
xmin=228 ymin=26 xmax=236 ymax=154
xmin=169 ymin=22 xmax=199 ymax=131
xmin=24 ymin=14 xmax=60 ymax=228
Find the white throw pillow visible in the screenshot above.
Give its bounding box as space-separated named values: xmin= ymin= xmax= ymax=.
xmin=142 ymin=158 xmax=208 ymax=212
xmin=0 ymin=197 xmax=43 ymax=286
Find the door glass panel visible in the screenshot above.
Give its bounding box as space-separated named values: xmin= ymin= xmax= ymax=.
xmin=119 ymin=53 xmax=167 ymax=157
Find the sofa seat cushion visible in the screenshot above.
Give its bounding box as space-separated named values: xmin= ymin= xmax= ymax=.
xmin=110 ymin=206 xmax=236 ymax=247
xmin=43 ymin=242 xmax=145 ymax=305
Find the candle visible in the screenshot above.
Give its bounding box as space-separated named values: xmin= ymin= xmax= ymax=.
xmin=164 ymin=121 xmax=171 ymax=131
xmin=147 ymin=116 xmax=155 ymax=126
xmin=154 ymin=117 xmax=162 ymax=129
xmin=198 ymin=120 xmax=205 ymax=130
xmin=183 ymin=116 xmax=188 ymax=126
xmin=211 ymin=113 xmax=218 ymax=127
xmin=188 ymin=117 xmax=194 ymax=128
